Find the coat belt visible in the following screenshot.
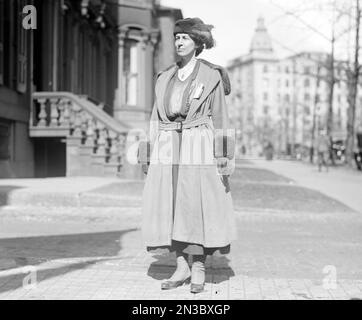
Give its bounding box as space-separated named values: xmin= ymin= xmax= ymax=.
xmin=159 ymin=116 xmax=212 ymax=131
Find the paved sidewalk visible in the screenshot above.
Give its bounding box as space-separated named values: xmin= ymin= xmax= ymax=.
xmin=1 ymin=206 xmax=362 ymax=300
xmin=1 ymin=257 xmax=361 ymax=300
xmin=1 ymin=161 xmax=362 ymax=300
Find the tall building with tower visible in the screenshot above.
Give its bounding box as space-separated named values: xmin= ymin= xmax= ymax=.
xmin=227 ymin=17 xmax=360 ymax=159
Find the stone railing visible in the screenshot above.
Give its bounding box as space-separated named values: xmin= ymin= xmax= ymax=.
xmin=30 ymin=92 xmax=138 ymax=178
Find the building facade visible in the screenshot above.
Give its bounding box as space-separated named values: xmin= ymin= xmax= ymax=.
xmin=0 ymin=0 xmax=182 ymax=178
xmin=227 ymin=17 xmax=361 ymax=158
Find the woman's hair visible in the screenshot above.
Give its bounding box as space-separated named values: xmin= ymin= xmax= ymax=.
xmin=174 ymin=17 xmax=215 ymax=56
xmin=189 ymin=33 xmax=215 ymax=56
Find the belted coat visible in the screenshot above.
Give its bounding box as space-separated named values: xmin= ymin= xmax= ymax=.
xmin=141 ymin=59 xmax=237 ymax=249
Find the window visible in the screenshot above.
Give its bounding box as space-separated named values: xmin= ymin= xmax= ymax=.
xmin=304 ymin=66 xmax=310 ymax=75
xmin=285 ymin=79 xmax=289 ymax=87
xmin=263 ymin=105 xmax=269 ymax=115
xmin=123 ymin=39 xmax=138 ymax=106
xmin=263 ymin=65 xmax=268 ymax=73
xmin=263 ymin=78 xmax=269 ymax=88
xmin=304 ymin=78 xmax=310 ymax=87
xmin=304 ymin=93 xmax=310 ymax=101
xmin=263 ymin=92 xmax=268 ymax=101
xmin=0 ymin=0 xmax=4 ymax=85
xmin=285 ymin=66 xmax=289 ymax=73
xmin=284 ymin=94 xmax=290 ymax=103
xmin=304 ymin=106 xmax=310 ymax=115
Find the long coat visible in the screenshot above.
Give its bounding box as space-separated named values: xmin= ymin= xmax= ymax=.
xmin=141 ymin=60 xmax=237 ymax=249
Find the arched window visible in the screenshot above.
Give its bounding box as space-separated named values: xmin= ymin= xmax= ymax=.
xmin=123 ymin=38 xmax=138 ymax=106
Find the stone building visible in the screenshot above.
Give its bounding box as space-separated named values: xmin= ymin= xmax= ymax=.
xmin=0 ymin=0 xmax=182 ymax=178
xmin=227 ymin=17 xmax=361 ymax=158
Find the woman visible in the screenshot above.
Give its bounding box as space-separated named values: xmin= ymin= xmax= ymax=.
xmin=141 ymin=17 xmax=236 ymax=294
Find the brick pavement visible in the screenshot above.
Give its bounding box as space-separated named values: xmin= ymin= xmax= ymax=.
xmin=1 ymin=160 xmax=362 ymax=300
xmin=0 ymin=207 xmax=362 ymax=300
xmin=1 ymin=251 xmax=361 ymax=300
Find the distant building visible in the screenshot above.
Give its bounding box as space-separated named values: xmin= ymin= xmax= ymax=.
xmin=227 ymin=17 xmax=361 ymax=158
xmin=0 ymin=0 xmax=182 ymax=178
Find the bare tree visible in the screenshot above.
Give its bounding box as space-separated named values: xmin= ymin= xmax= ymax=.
xmin=345 ymin=0 xmax=361 ymax=165
xmin=310 ymin=64 xmax=322 ymax=163
xmin=270 ymin=0 xmax=359 ymax=163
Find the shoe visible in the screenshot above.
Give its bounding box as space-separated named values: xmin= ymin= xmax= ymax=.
xmin=161 ymin=254 xmax=191 ymax=290
xmin=161 ymin=277 xmax=190 ymax=290
xmin=190 ymin=283 xmax=205 ymax=294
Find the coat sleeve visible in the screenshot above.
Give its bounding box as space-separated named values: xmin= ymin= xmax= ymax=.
xmin=138 ymin=97 xmax=159 ymax=166
xmin=211 ymin=75 xmax=231 ymax=130
xmin=149 ymin=99 xmax=159 ymax=146
xmin=211 ymin=75 xmax=235 ymax=160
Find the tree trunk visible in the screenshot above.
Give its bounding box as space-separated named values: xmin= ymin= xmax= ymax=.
xmin=346 ymin=0 xmax=360 ymax=166
xmin=310 ymin=65 xmax=321 ymax=163
xmin=326 ymin=35 xmax=335 ymax=165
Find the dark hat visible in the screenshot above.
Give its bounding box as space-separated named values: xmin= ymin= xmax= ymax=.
xmin=174 ymin=17 xmax=214 ymax=49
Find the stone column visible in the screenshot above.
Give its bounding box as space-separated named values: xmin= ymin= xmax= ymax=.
xmin=138 ymin=33 xmax=148 ymax=111
xmin=148 ymin=30 xmax=159 ymax=116
xmin=114 ymin=28 xmax=127 ymax=122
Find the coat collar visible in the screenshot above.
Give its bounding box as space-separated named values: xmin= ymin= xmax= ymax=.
xmin=185 ymin=61 xmax=220 ymax=120
xmin=155 ymin=60 xmax=221 ymax=122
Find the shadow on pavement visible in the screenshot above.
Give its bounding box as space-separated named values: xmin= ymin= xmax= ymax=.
xmin=0 ymin=186 xmax=24 ymax=207
xmin=147 ymin=254 xmax=235 ymax=284
xmin=0 ymin=228 xmax=137 ymax=294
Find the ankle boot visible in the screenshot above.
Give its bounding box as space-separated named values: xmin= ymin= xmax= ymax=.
xmin=161 ymin=254 xmax=191 ymax=290
xmin=190 ymin=260 xmax=205 ymax=294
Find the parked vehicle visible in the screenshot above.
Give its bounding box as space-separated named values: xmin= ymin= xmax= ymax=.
xmin=332 ymin=140 xmax=346 ymax=164
xmin=354 ymin=133 xmax=362 ymax=171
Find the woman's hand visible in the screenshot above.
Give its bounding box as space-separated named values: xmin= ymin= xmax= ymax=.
xmin=142 ymin=163 xmax=149 ymax=175
xmin=216 ymin=157 xmax=234 ymax=176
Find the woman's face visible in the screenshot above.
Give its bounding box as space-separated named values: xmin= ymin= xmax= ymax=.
xmin=175 ymin=33 xmax=196 ymax=57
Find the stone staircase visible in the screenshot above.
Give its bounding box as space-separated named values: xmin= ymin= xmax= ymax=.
xmin=30 ymin=92 xmax=143 ymax=179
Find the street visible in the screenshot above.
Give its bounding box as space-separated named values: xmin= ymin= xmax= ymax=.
xmin=0 ymin=159 xmax=362 ymax=300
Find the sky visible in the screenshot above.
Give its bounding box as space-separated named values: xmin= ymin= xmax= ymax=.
xmin=161 ymin=0 xmax=356 ymax=67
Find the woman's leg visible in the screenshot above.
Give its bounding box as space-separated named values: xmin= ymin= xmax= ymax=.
xmin=191 ymin=254 xmax=206 ymax=285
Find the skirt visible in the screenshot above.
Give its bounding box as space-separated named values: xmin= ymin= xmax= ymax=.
xmin=146 ymin=117 xmax=231 ymax=256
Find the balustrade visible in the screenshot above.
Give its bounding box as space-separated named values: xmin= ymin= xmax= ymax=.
xmin=30 ymin=92 xmax=131 ymax=177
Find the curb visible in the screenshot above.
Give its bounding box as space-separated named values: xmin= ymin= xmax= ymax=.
xmin=0 ymin=190 xmax=142 ymax=208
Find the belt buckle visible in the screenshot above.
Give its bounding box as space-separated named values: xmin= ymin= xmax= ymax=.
xmin=176 ymin=121 xmax=183 ymax=131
